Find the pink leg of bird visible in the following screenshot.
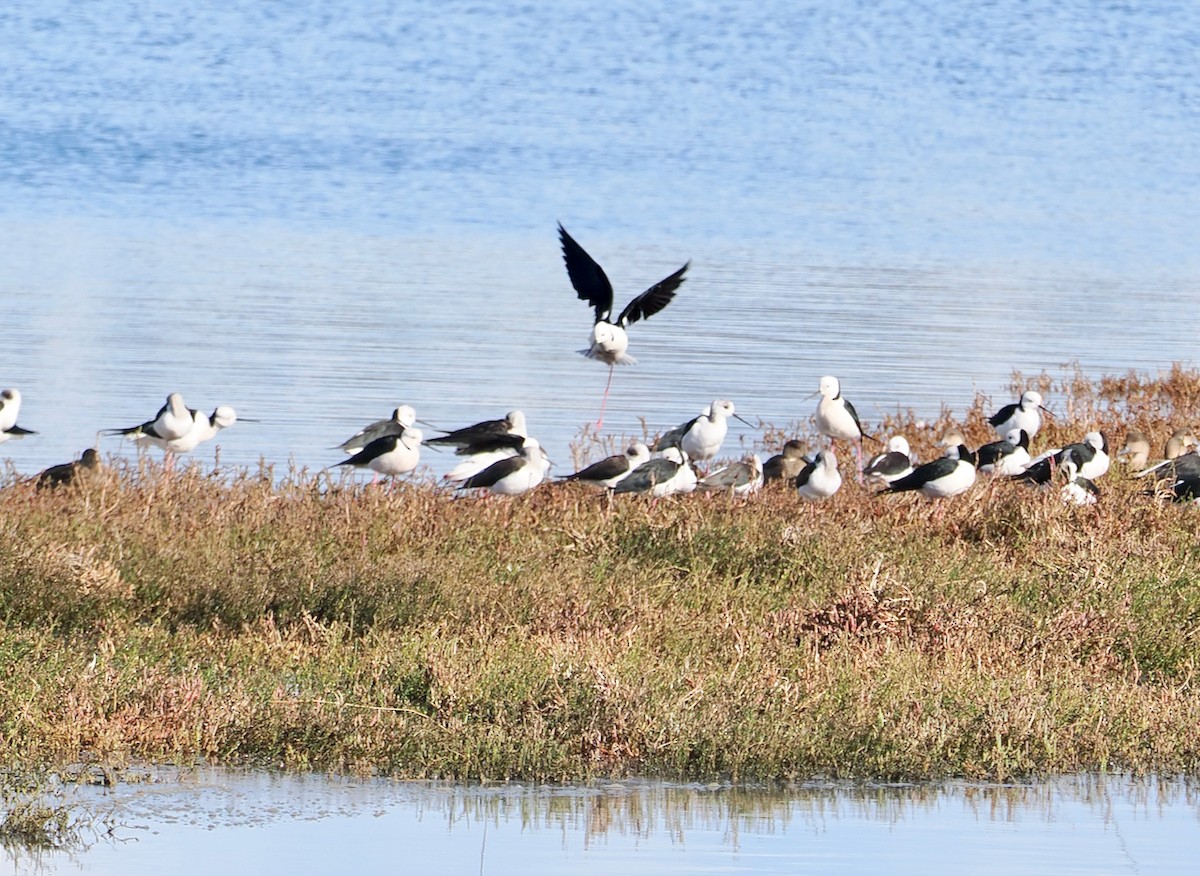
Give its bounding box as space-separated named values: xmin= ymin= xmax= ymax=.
xmin=596 ymin=365 xmax=615 ymax=429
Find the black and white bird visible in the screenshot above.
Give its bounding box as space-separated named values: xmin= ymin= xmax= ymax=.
xmin=34 ymin=448 xmax=100 ymax=489
xmin=763 ymin=440 xmax=809 ymax=483
xmin=560 ymin=442 xmax=651 ymax=489
xmin=335 ymin=427 xmax=424 ymax=479
xmin=977 ymin=429 xmax=1031 ymax=476
xmin=883 ymin=445 xmax=977 ymax=498
xmin=335 ymin=405 xmax=417 ymax=455
xmin=0 ymin=388 xmax=35 ymax=444
xmin=135 ymin=406 xmax=242 ymax=454
xmin=699 ymin=454 xmax=763 ymax=497
xmin=796 ymin=448 xmax=842 ymax=501
xmin=426 ymin=410 xmax=526 ymax=451
xmin=1060 ymin=459 xmax=1100 ymax=506
xmin=558 ymin=223 xmax=688 ymax=426
xmin=612 ymin=447 xmax=694 ymax=498
xmin=654 ymin=399 xmax=752 ymax=467
xmin=1014 ymin=432 xmax=1108 ymax=486
xmin=864 ymin=435 xmax=915 ymax=484
xmin=988 ymin=390 xmax=1051 ymax=439
xmin=813 ymin=376 xmax=874 ymax=474
xmin=1160 ymin=469 xmax=1200 ymax=503
xmin=456 ymin=437 xmax=550 ymax=496
xmin=103 ymin=392 xmax=194 ymax=446
xmin=1136 ymin=447 xmax=1200 ymax=483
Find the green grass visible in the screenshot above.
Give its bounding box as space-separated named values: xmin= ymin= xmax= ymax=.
xmin=2 ymin=366 xmax=1200 ymax=782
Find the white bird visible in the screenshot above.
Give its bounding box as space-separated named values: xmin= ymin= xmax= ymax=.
xmin=864 ymin=435 xmax=915 ymax=484
xmin=559 ymin=223 xmax=689 ymax=427
xmin=763 ymin=440 xmax=809 ymax=483
xmin=335 ymin=428 xmax=425 ymax=478
xmin=1015 ymin=432 xmax=1108 ymax=485
xmin=0 ymin=388 xmax=35 ymax=443
xmin=136 ymin=406 xmax=241 ymax=454
xmin=612 ymin=447 xmax=694 ymax=498
xmin=814 ymin=376 xmax=867 ymax=443
xmin=456 ymin=438 xmax=550 ymax=496
xmin=977 ymin=429 xmax=1031 ymax=476
xmin=336 ymin=405 xmax=417 ymax=454
xmin=796 ymin=449 xmax=842 ymax=501
xmin=654 ymin=399 xmax=752 ymax=466
xmin=103 ymin=393 xmax=194 ymax=445
xmin=561 ymin=442 xmax=651 ymax=489
xmin=1060 ymin=459 xmax=1100 ymax=506
xmin=988 ymin=390 xmax=1051 ymax=439
xmin=884 ymin=445 xmax=977 ymax=498
xmin=699 ymin=454 xmax=763 ymax=497
xmin=1164 ymin=429 xmax=1198 ymax=461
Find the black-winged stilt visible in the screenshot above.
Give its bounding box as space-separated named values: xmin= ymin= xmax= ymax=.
xmin=558 ymin=223 xmax=688 ymax=427
xmin=988 ymin=390 xmax=1051 ymax=439
xmin=560 ymin=442 xmax=650 ymax=489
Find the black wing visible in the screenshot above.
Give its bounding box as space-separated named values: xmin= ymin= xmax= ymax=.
xmin=794 ymin=457 xmax=819 ymax=489
xmin=4 ymin=424 xmax=35 ymax=436
xmin=1012 ymin=456 xmax=1053 ymax=485
xmin=558 ymin=224 xmax=614 ymax=323
xmin=975 ymin=439 xmax=1013 ymax=469
xmin=653 ymin=415 xmax=700 ymax=452
xmin=562 ymin=453 xmax=628 ymax=483
xmin=988 ymin=402 xmax=1018 ymax=428
xmin=864 ymin=450 xmax=911 ymax=478
xmin=454 ymin=433 xmax=525 ymax=457
xmin=459 ymin=455 xmax=525 ymax=490
xmin=886 ymin=457 xmax=957 ymax=493
xmin=840 ymin=397 xmax=868 ymax=439
xmin=336 ymin=435 xmax=398 ymax=467
xmin=616 ymin=262 xmax=688 ymax=327
xmin=612 ymin=458 xmax=675 ymax=495
xmin=426 ymin=418 xmax=511 ymax=448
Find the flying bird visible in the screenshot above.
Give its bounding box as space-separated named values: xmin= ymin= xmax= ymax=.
xmin=558 ymin=223 xmax=689 ymax=427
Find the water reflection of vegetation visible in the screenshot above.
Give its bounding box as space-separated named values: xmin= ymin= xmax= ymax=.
xmin=416 ymin=774 xmax=1200 ymax=846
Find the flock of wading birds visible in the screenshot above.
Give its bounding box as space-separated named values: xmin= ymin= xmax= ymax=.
xmin=4 ymin=225 xmax=1200 ymax=503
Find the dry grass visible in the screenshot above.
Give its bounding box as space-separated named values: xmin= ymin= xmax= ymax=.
xmin=3 ymin=366 xmax=1200 ymax=783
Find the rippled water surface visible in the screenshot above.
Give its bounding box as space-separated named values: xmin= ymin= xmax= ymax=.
xmin=10 ymin=771 xmax=1200 ymax=875
xmin=2 ymin=0 xmax=1199 ymax=476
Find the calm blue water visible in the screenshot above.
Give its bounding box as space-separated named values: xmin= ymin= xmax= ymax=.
xmin=2 ymin=0 xmax=1199 ymax=475
xmin=13 ymin=772 xmax=1200 ymax=875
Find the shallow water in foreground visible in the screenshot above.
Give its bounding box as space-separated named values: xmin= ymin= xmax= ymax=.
xmin=10 ymin=771 xmax=1200 ymax=875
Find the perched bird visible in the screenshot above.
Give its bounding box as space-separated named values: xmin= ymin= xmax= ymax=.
xmin=34 ymin=449 xmax=100 ymax=489
xmin=699 ymin=454 xmax=763 ymax=497
xmin=938 ymin=426 xmax=967 ymax=449
xmin=988 ymin=390 xmax=1051 ymax=439
xmin=612 ymin=447 xmax=694 ymax=499
xmin=442 ymin=434 xmax=527 ymax=484
xmin=1117 ymin=430 xmax=1151 ymax=468
xmin=1136 ymin=448 xmax=1200 ymax=483
xmin=335 ymin=406 xmax=417 ymax=455
xmin=132 ymin=406 xmax=241 ymax=454
xmin=814 ymin=376 xmax=867 ymax=444
xmin=654 ymin=399 xmax=752 ymax=467
xmin=763 ymin=440 xmax=809 ymax=483
xmin=560 ymin=442 xmax=651 ymax=489
xmin=103 ymin=392 xmax=194 ymax=445
xmin=977 ymin=429 xmax=1031 ymax=476
xmin=426 ymin=410 xmax=526 ymax=452
xmin=796 ymin=448 xmax=842 ymax=501
xmin=335 ymin=428 xmax=424 ymax=478
xmin=884 ymin=445 xmax=977 ymax=498
xmin=1164 ymin=429 xmax=1197 ymax=461
xmin=456 ymin=438 xmax=550 ymax=496
xmin=558 ymin=223 xmax=689 ymax=426
xmin=0 ymin=388 xmax=36 ymax=443
xmin=1015 ymin=432 xmax=1108 ymax=486
xmin=864 ymin=435 xmax=915 ymax=484
xmin=1060 ymin=459 xmax=1100 ymax=506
